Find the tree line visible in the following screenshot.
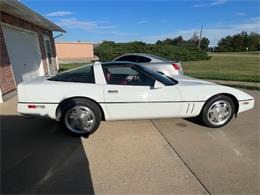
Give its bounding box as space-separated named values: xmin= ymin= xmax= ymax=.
xmin=216 ymin=32 xmax=260 ymax=52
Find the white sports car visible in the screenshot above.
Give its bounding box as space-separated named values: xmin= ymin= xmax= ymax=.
xmin=17 ymin=61 xmax=254 ymax=136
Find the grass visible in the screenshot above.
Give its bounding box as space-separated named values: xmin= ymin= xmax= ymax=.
xmin=183 ymin=52 xmax=260 ymax=83
xmin=59 ymin=52 xmax=260 ymax=83
xmin=59 ymin=63 xmax=88 ymax=72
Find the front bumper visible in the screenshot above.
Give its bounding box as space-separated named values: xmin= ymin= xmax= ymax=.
xmin=238 ymin=99 xmax=255 ymax=114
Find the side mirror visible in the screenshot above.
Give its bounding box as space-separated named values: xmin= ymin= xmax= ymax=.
xmin=153 ymin=80 xmax=165 ymax=89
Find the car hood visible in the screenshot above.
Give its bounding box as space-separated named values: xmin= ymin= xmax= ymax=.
xmin=171 ymin=75 xmax=254 ymax=102
xmin=172 ymin=75 xmax=216 ymax=86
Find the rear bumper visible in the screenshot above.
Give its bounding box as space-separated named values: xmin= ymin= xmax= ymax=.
xmin=238 ymin=99 xmax=254 ymax=114
xmin=178 ymin=68 xmax=184 ymax=75
xmin=17 ymin=102 xmax=59 ymax=119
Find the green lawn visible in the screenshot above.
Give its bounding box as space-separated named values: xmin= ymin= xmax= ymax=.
xmin=183 ymin=53 xmax=260 ymax=82
xmin=59 ymin=63 xmax=88 ymax=72
xmin=59 ymin=53 xmax=260 ymax=83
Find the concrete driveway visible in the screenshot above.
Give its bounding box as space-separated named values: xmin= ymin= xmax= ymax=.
xmin=152 ymin=89 xmax=260 ymax=194
xmin=1 ymin=90 xmax=259 ymax=194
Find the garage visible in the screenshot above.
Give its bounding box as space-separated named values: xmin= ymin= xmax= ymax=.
xmin=0 ymin=0 xmax=65 ymax=103
xmin=2 ymin=24 xmax=44 ymax=84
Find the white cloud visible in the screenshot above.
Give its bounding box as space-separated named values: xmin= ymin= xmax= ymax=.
xmin=210 ymin=0 xmax=227 ymax=6
xmin=46 ymin=11 xmax=73 ymax=17
xmin=137 ymin=20 xmax=148 ymax=25
xmin=57 ymin=18 xmax=118 ymax=32
xmin=193 ymin=0 xmax=227 ymax=8
xmin=235 ymin=12 xmax=247 ymax=16
xmin=142 ymin=17 xmax=260 ymax=46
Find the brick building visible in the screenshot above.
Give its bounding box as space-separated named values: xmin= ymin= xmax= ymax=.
xmin=0 ymin=0 xmax=65 ymax=102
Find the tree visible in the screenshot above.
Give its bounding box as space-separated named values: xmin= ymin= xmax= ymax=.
xmin=156 ymin=36 xmax=184 ymax=46
xmin=172 ymin=36 xmax=184 ymax=46
xmin=232 ymin=31 xmax=247 ymax=51
xmin=161 ymin=38 xmax=173 ymax=45
xmin=200 ymin=37 xmax=210 ymax=50
xmin=217 ymin=35 xmax=233 ymax=51
xmin=247 ymin=32 xmax=260 ymax=51
xmin=190 ymin=32 xmax=200 ymax=47
xmin=217 ymin=31 xmax=260 ymax=52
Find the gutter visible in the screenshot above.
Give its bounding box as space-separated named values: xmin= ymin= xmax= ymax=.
xmin=54 ymin=32 xmax=65 ymax=39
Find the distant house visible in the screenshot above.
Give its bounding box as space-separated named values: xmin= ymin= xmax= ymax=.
xmin=55 ymin=42 xmax=95 ymax=64
xmin=0 ymin=0 xmax=65 ymax=102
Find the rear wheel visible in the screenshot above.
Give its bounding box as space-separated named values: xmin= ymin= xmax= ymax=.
xmin=200 ymin=95 xmax=235 ymax=128
xmin=62 ymin=99 xmax=101 ymax=136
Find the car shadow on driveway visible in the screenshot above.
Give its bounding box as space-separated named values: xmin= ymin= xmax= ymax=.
xmin=0 ymin=115 xmax=94 ymax=194
xmin=184 ymin=117 xmax=204 ymax=126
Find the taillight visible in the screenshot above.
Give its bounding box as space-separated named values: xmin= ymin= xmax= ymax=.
xmin=172 ymin=63 xmax=180 ymax=70
xmin=28 ymin=105 xmax=36 ymax=108
xmin=27 ymin=104 xmax=45 ymax=109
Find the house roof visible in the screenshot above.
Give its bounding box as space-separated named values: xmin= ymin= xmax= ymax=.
xmin=0 ymin=0 xmax=65 ymax=32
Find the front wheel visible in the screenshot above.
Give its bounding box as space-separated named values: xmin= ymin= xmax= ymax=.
xmin=200 ymin=95 xmax=235 ymax=128
xmin=62 ymin=99 xmax=101 ymax=136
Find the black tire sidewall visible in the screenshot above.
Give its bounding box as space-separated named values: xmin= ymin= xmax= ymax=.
xmin=201 ymin=95 xmax=235 ymax=128
xmin=62 ymin=99 xmax=102 ymax=136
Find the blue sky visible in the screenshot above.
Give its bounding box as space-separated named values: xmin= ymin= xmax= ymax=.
xmin=21 ymin=0 xmax=260 ymax=46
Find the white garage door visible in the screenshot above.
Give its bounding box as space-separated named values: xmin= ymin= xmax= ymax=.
xmin=2 ymin=24 xmax=43 ymax=84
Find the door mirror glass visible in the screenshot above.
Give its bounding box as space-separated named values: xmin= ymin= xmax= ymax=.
xmin=153 ymin=80 xmax=165 ymax=89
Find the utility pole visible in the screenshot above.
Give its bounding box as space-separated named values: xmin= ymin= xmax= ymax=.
xmin=198 ymin=26 xmax=203 ymax=48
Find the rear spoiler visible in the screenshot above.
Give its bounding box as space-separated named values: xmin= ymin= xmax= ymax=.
xmin=169 ymin=59 xmax=181 ymax=63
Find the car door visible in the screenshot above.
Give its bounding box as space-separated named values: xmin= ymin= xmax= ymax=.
xmin=102 ymin=63 xmax=183 ymax=120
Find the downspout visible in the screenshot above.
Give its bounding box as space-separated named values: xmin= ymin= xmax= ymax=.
xmin=53 ymin=32 xmax=65 ymax=71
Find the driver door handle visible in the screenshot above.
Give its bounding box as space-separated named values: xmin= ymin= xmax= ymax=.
xmin=108 ymin=90 xmax=118 ymax=94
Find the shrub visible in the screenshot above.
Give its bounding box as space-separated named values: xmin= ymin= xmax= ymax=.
xmin=95 ymin=41 xmax=209 ymax=62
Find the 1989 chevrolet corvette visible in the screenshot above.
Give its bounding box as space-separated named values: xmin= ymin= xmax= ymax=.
xmin=18 ymin=61 xmax=254 ymax=136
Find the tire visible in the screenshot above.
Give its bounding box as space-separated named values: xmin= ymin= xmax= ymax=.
xmin=200 ymin=95 xmax=235 ymax=128
xmin=61 ymin=99 xmax=102 ymax=136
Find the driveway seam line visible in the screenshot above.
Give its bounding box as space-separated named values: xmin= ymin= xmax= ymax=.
xmin=150 ymin=120 xmax=211 ymax=195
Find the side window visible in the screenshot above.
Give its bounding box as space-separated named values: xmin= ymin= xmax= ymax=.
xmin=103 ymin=65 xmax=155 ymax=86
xmin=49 ymin=65 xmax=95 ymax=83
xmin=137 ymin=56 xmax=151 ymax=63
xmin=115 ymin=55 xmax=138 ymax=62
